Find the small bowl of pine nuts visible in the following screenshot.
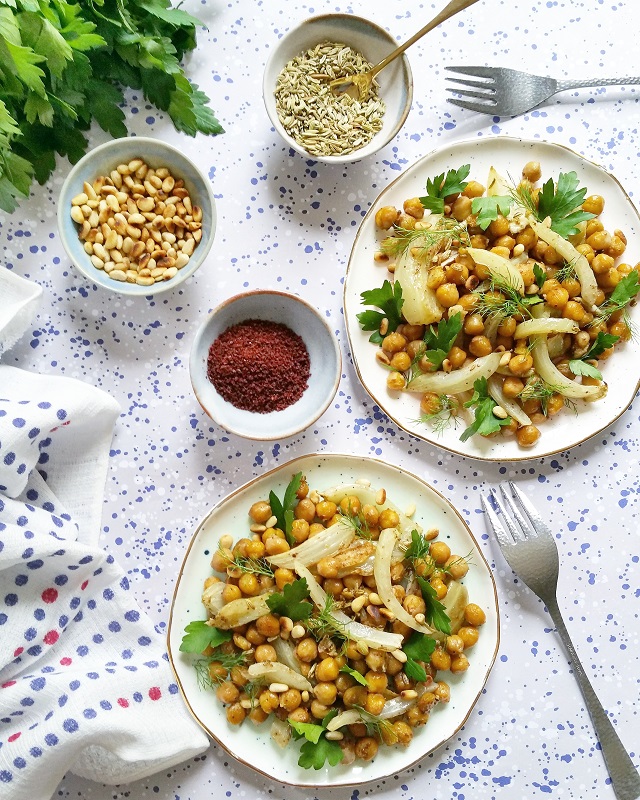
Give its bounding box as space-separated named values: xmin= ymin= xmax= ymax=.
xmin=57 ymin=137 xmax=216 ymax=295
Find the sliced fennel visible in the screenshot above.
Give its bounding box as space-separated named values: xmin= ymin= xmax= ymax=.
xmin=406 ymin=351 xmax=502 ymax=394
xmin=531 ymin=336 xmax=607 ymax=400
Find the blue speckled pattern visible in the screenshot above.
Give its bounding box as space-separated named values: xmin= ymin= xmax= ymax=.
xmin=1 ymin=0 xmax=638 ymax=796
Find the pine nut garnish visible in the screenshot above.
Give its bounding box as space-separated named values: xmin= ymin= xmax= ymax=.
xmin=70 ymin=158 xmax=201 ymax=285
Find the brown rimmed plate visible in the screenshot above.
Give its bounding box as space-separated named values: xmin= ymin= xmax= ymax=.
xmin=167 ymin=453 xmax=499 ymax=787
xmin=343 ymin=137 xmax=640 ymax=461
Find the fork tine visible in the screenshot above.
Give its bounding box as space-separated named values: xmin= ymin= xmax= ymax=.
xmin=447 ymin=98 xmax=497 ymax=114
xmin=445 ymin=87 xmax=497 ymax=101
xmin=445 ymin=76 xmax=495 ymax=91
xmin=445 ymin=65 xmax=499 ymax=79
xmin=508 ymin=482 xmax=553 ymax=539
xmin=481 ymin=493 xmax=513 ymax=550
xmin=490 ymin=488 xmax=527 ymax=542
xmin=498 ymin=484 xmax=533 ymax=538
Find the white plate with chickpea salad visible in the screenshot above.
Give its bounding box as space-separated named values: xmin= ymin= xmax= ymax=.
xmin=344 ymin=137 xmax=640 ymax=461
xmin=167 ymin=454 xmax=499 ymax=787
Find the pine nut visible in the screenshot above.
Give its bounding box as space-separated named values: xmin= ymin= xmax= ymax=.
xmin=175 ymin=253 xmax=190 ymax=269
xmin=181 ymin=238 xmax=195 ymax=255
xmin=136 ymin=276 xmax=155 ymax=286
xmin=400 ymin=689 xmax=418 ymax=699
xmin=163 ymin=267 xmax=178 ymax=279
xmin=90 ymin=255 xmax=104 ymax=270
xmin=405 ymin=503 xmax=416 ymax=518
xmin=492 ymin=405 xmax=508 ymax=420
xmin=265 ymin=515 xmax=278 ymax=529
xmin=368 ymin=592 xmax=383 ymax=606
xmin=71 ymin=192 xmax=88 ymax=206
xmin=70 ymin=206 xmax=84 ymax=224
xmin=356 ymin=641 xmax=369 ymax=656
xmin=414 ymin=612 xmax=426 ymax=624
xmin=269 ymin=683 xmax=289 ymax=694
xmin=391 ymin=649 xmax=407 ymax=663
xmin=110 ymin=269 xmax=126 ymax=281
xmin=375 ymin=488 xmax=386 ymax=505
xmin=351 ymin=595 xmax=367 ymax=613
xmin=325 ymin=731 xmax=344 ymax=741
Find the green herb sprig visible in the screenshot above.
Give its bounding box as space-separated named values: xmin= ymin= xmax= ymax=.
xmin=269 ymin=472 xmax=303 ymax=545
xmin=568 ymin=332 xmax=620 ymax=381
xmin=402 ymin=631 xmax=437 ymax=682
xmin=471 ymin=195 xmax=513 ymax=230
xmin=419 ymin=164 xmax=470 ymax=214
xmin=179 ymin=620 xmax=231 ymax=654
xmin=460 ymin=377 xmax=512 ymax=442
xmin=357 ymin=280 xmax=404 ymax=344
xmin=266 ymin=577 xmax=312 ymax=621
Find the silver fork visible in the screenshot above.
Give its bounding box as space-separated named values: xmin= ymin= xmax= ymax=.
xmin=482 ymin=483 xmax=640 ymax=800
xmin=445 ymin=66 xmax=640 ymax=116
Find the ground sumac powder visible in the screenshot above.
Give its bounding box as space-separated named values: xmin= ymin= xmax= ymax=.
xmin=207 ymin=319 xmax=310 ymax=413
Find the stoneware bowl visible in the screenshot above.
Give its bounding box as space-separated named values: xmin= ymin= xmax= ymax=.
xmin=190 ymin=290 xmax=342 ymax=439
xmin=263 ymin=13 xmax=413 ymax=164
xmin=57 ymin=137 xmax=216 ymax=296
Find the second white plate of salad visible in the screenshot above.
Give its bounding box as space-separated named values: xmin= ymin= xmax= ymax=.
xmin=344 ymin=136 xmax=640 ymax=461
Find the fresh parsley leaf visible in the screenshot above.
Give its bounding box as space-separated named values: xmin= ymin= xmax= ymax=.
xmin=339 ymin=665 xmax=368 ymax=686
xmin=416 ymin=576 xmax=451 ymax=634
xmin=419 ymin=164 xmax=470 ymax=214
xmin=584 ymin=331 xmax=620 ymax=359
xmin=422 ymin=313 xmax=463 ymax=370
xmin=471 ymin=195 xmax=513 ymax=230
xmin=266 ymin=578 xmax=312 ymax=621
xmin=568 ymin=331 xmax=620 ymax=381
xmin=268 ymin=472 xmax=302 ymax=544
xmin=460 ymin=377 xmax=512 ymax=442
xmin=298 ymin=735 xmax=344 ymax=770
xmin=567 ymin=359 xmax=603 ymax=380
xmin=357 ymin=280 xmax=404 ymax=344
xmin=604 ymin=271 xmax=640 ymax=312
xmin=537 ymin=171 xmax=595 ymax=238
xmin=533 ymin=263 xmax=547 ymax=289
xmin=289 ymin=719 xmax=325 ymax=744
xmin=402 ymin=631 xmax=437 ymax=682
xmin=180 ymin=620 xmax=231 ymax=654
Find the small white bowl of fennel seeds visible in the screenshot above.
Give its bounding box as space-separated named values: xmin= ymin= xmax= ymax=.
xmin=263 ymin=14 xmax=413 ymax=164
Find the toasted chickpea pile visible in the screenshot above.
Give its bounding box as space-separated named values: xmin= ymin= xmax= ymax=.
xmin=199 ymin=476 xmax=485 ymax=766
xmin=372 ymin=160 xmax=638 ymax=448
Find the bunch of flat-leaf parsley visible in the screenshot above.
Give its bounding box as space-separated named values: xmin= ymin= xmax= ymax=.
xmin=0 ymin=0 xmax=223 ymax=212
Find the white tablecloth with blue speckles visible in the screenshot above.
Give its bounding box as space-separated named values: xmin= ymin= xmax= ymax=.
xmin=1 ymin=0 xmax=638 ymax=798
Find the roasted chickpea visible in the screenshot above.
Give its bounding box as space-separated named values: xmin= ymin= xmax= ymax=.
xmin=216 ymin=681 xmax=239 ymax=704
xmin=516 ymin=424 xmax=540 ymax=447
xmin=222 ymin=583 xmax=242 ymax=604
xmin=430 ymin=647 xmax=451 ymax=671
xmin=365 ymin=671 xmax=388 ymax=693
xmin=562 ymin=277 xmax=582 ymax=297
xmin=316 ymin=657 xmax=340 ymax=682
xmin=435 ymin=282 xmax=460 ymax=308
xmin=382 ymin=331 xmax=408 ymax=354
xmin=450 ymin=654 xmax=470 ymax=674
xmin=295 ymin=637 xmax=318 ymax=662
xmin=545 ymin=285 xmax=570 ymax=308
xmin=591 ymin=253 xmax=615 ymax=275
xmin=254 ymin=644 xmax=276 ymax=663
xmin=445 ymin=635 xmax=465 ymax=654
xmin=586 ymin=230 xmax=612 ymax=252
xmin=315 ymin=500 xmax=337 ymax=520
xmin=245 ymin=625 xmax=266 ymax=646
xmin=279 ymin=688 xmax=302 ymax=712
xmin=290 ymin=518 xmax=310 ymax=544
xmin=586 ymin=219 xmax=604 ymax=237
xmin=343 ymin=686 xmax=368 ymax=708
xmin=497 ymin=316 xmax=517 ymax=337
xmin=522 ymin=161 xmax=542 ymax=182
xmin=562 ymin=300 xmax=586 ymax=323
xmin=310 ymin=699 xmax=330 ymax=719
xmin=458 ymin=626 xmax=480 ymax=648
xmin=494 ymin=234 xmax=516 ymax=252
xmin=294 ymin=498 xmax=316 ymax=522
xmin=434 ymin=681 xmax=451 ymax=703
xmin=516 ymin=226 xmax=537 ymax=249
xmin=430 ymin=577 xmax=448 ymax=600
xmin=502 ymin=376 xmax=524 ymax=399
xmin=605 ymin=234 xmax=626 ymax=259
xmin=464 ymin=313 xmax=484 ymax=336
xmin=355 ymin=737 xmax=379 ymax=761
xmin=288 ymin=707 xmax=310 ymax=724
xmin=249 ymin=501 xmax=272 ymax=524
xmin=379 ymin=508 xmax=400 ymax=529
xmin=211 ymin=547 xmax=232 ymax=573
xmin=387 ymin=371 xmax=406 ymax=391
xmin=248 ymin=706 xmax=269 ymax=725
xmin=445 ymin=554 xmax=469 ymax=580
xmin=365 ymin=692 xmax=386 ymax=716
xmin=403 ymin=592 xmax=426 ymax=617
xmin=448 ymin=345 xmax=467 ymax=369
xmin=264 ymin=536 xmax=289 ymax=556
xmin=445 ymin=262 xmax=469 ymax=285
xmin=323 ymin=577 xmax=344 ymax=597
xmin=452 ymin=195 xmax=472 ymax=221
xmin=259 ymin=690 xmax=279 ymax=714
xmin=361 ymin=503 xmax=380 ymax=528
xmin=274 ymin=567 xmax=295 ymax=590
xmin=582 ymin=194 xmax=604 ymax=216
xmin=238 ymin=573 xmax=260 ymax=597
xmin=427 ymin=266 xmax=447 ymax=290
xmin=430 ymin=540 xmax=451 ymax=565
xmin=509 ymin=353 xmax=534 ymax=376
xmin=400 ymin=323 xmax=425 ymax=341
xmin=255 ymin=613 xmax=280 ymax=638
xmin=375 ymin=205 xmax=399 ymax=230
xmin=403 ymin=197 xmax=424 ymax=219
xmin=226 ymin=702 xmax=246 ymax=725
xmin=488 ymin=215 xmax=510 ymax=238
xmin=468 ymin=335 xmax=493 ymax=358
xmin=462 ymin=180 xmax=485 ymax=198
xmin=420 ymin=392 xmax=442 ymax=415
xmin=390 ymin=351 xmax=412 ymax=372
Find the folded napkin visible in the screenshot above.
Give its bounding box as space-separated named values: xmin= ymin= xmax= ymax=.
xmin=0 ymin=268 xmax=209 ymax=799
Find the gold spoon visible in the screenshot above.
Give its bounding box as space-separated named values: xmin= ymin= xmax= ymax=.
xmin=329 ymin=0 xmax=482 ymax=100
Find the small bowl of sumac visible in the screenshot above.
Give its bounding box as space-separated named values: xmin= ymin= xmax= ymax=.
xmin=190 ymin=290 xmax=342 ymax=439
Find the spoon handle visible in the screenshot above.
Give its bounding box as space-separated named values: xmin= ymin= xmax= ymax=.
xmin=370 ymin=0 xmax=482 ymax=77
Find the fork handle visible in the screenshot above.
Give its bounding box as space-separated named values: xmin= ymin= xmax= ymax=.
xmin=546 ymin=597 xmax=640 ymax=800
xmin=556 ymin=77 xmax=640 ymax=92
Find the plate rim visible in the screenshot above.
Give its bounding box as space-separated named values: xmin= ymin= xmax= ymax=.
xmin=166 ymin=451 xmax=501 ymax=788
xmin=343 ymin=135 xmax=640 ymax=462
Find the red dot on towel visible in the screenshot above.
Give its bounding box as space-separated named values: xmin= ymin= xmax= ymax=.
xmin=117 ymin=697 xmax=129 ymax=708
xmin=60 ymin=657 xmax=72 ymax=666
xmin=43 ymin=630 xmax=59 ymax=645
xmin=2 ymin=680 xmax=16 ymax=688
xmin=8 ymin=733 xmax=21 ymax=742
xmin=81 ymin=580 xmax=89 ymax=590
xmin=13 ymin=648 xmax=23 ymax=658
xmin=148 ymin=687 xmax=161 ymax=701
xmin=41 ymin=588 xmax=58 ymax=604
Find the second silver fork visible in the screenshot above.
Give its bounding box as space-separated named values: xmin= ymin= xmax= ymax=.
xmin=483 ymin=483 xmax=640 ymax=800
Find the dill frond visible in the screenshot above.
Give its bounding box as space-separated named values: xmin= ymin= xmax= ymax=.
xmin=508 ymin=181 xmax=538 ymax=218
xmin=218 ymin=543 xmax=274 ymax=577
xmin=338 ymin=508 xmax=372 ymax=540
xmin=193 ymin=650 xmax=249 ymax=691
xmin=305 ymin=596 xmax=349 ymax=643
xmin=415 ymin=395 xmax=460 ymax=436
xmin=554 ymin=259 xmax=578 ymax=284
xmin=474 ymin=273 xmax=539 ymax=322
xmin=381 ymin=218 xmax=469 ymax=261
xmin=352 ymin=705 xmax=394 ymax=738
